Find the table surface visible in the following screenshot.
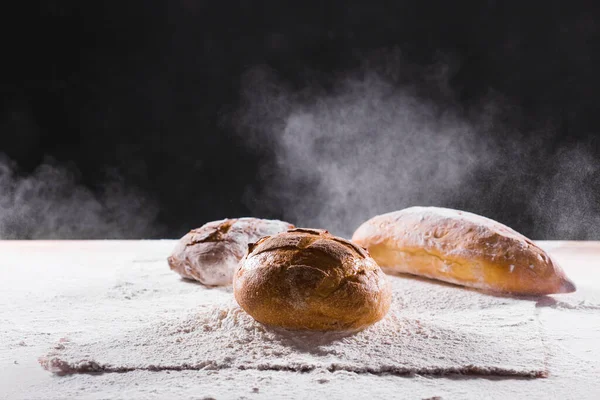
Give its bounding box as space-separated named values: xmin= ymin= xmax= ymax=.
xmin=1 ymin=240 xmax=599 ymax=400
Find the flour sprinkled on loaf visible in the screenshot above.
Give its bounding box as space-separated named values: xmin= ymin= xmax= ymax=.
xmin=352 ymin=207 xmax=576 ymax=295
xmin=168 ymin=218 xmax=294 ymax=286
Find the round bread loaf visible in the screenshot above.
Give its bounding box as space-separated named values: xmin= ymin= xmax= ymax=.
xmin=168 ymin=218 xmax=294 ymax=286
xmin=352 ymin=206 xmax=576 ymax=295
xmin=233 ymin=228 xmax=392 ymax=331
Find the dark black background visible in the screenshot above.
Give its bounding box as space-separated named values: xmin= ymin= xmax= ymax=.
xmin=1 ymin=1 xmax=599 ymax=239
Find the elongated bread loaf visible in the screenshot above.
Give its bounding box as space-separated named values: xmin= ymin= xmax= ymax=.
xmin=352 ymin=207 xmax=575 ymax=295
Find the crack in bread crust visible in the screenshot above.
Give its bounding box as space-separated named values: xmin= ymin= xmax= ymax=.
xmin=187 ymin=219 xmax=237 ymax=245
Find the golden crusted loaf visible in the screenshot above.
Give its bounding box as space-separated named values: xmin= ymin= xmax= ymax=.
xmin=233 ymin=228 xmax=392 ymax=331
xmin=352 ymin=207 xmax=575 ymax=295
xmin=168 ymin=218 xmax=294 ymax=286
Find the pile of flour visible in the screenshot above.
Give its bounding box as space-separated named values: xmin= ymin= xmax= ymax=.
xmin=40 ymin=252 xmax=546 ymax=378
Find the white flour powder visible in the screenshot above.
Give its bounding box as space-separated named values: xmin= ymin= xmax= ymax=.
xmin=5 ymin=241 xmax=599 ymax=400
xmin=40 ymin=272 xmax=546 ymax=378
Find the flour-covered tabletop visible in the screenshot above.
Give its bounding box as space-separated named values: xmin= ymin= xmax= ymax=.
xmin=1 ymin=241 xmax=599 ymax=399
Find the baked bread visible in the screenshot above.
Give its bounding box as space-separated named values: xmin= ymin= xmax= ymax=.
xmin=233 ymin=228 xmax=392 ymax=331
xmin=352 ymin=207 xmax=576 ymax=295
xmin=168 ymin=218 xmax=294 ymax=286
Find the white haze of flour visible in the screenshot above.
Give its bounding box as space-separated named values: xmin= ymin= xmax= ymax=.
xmin=234 ymin=62 xmax=600 ymax=240
xmin=0 ymin=155 xmax=160 ymax=239
xmin=532 ymin=145 xmax=600 ymax=239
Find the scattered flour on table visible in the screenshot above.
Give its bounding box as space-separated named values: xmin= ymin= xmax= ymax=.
xmin=40 ymin=275 xmax=546 ymax=378
xmin=4 ymin=241 xmax=600 ymax=400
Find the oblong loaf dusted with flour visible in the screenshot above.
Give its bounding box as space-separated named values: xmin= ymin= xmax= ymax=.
xmin=168 ymin=218 xmax=294 ymax=286
xmin=352 ymin=207 xmax=576 ymax=295
xmin=233 ymin=228 xmax=392 ymax=331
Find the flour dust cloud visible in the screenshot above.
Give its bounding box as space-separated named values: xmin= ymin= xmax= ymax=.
xmin=232 ymin=54 xmax=600 ymax=240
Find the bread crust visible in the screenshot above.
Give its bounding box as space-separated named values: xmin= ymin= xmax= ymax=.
xmin=352 ymin=207 xmax=575 ymax=295
xmin=168 ymin=218 xmax=294 ymax=286
xmin=233 ymin=228 xmax=392 ymax=331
